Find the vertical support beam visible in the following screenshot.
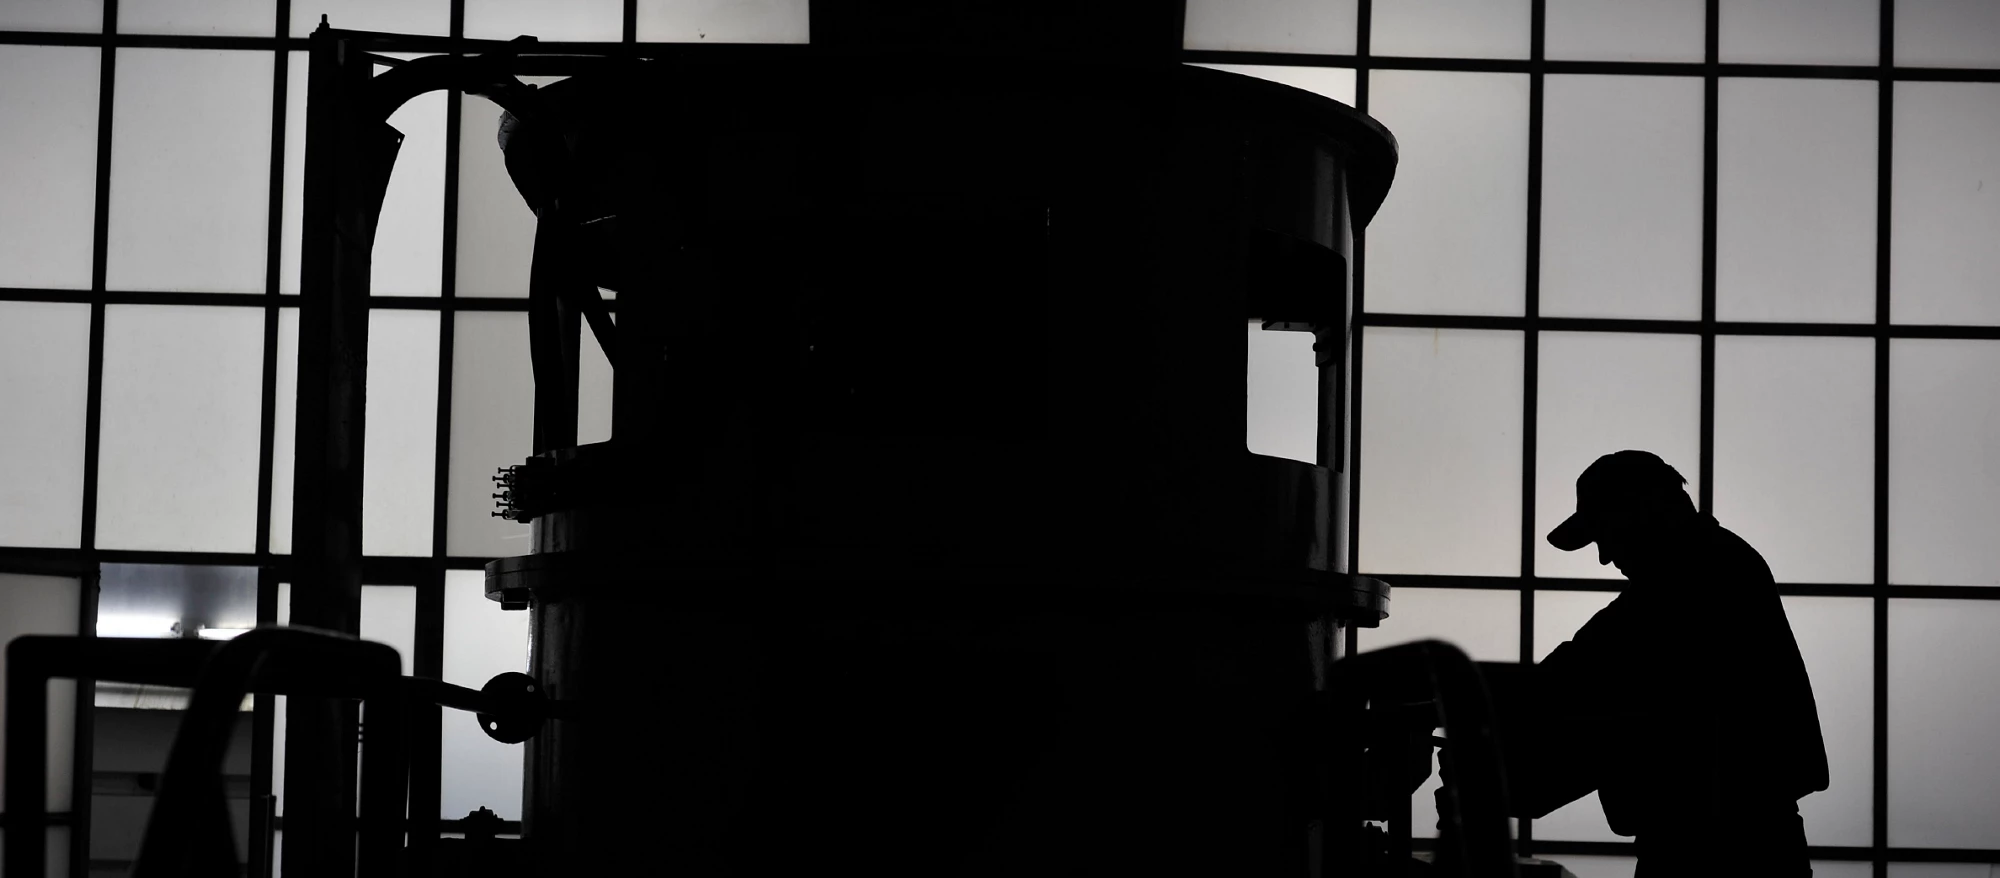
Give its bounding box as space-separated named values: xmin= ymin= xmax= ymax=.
xmin=1871 ymin=4 xmax=1895 ymax=878
xmin=284 ymin=25 xmax=395 ymax=878
xmin=1517 ymin=0 xmax=1546 ymax=856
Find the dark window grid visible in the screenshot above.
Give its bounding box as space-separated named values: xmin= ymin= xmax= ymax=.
xmin=0 ymin=0 xmax=1992 ymax=869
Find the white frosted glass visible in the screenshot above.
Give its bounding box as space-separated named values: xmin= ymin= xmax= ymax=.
xmin=291 ymin=0 xmax=449 ymax=36
xmin=270 ymin=308 xmax=299 ymax=555
xmin=97 ymin=306 xmax=265 ymax=553
xmin=635 ymin=0 xmax=808 ymax=42
xmin=1715 ymin=78 xmax=1877 ymax=324
xmin=0 ymin=46 xmax=99 ymax=289
xmin=448 ymin=312 xmax=534 ymax=557
xmin=1781 ymin=597 xmax=1872 ymax=846
xmin=1534 ymin=333 xmax=1701 ymax=580
xmin=1362 ymin=588 xmax=1520 ymax=661
xmin=274 ymin=585 xmax=288 ymax=813
xmin=1190 ymin=64 xmax=1356 ymax=106
xmin=1246 ymin=326 xmax=1319 ymax=464
xmin=107 ymin=49 xmax=271 ymax=294
xmin=1889 ymin=340 xmax=2000 ymax=586
xmin=1540 ymin=75 xmax=1704 ymax=320
xmin=1183 ymin=0 xmax=1357 ymax=54
xmin=363 ymin=310 xmax=441 ymax=556
xmin=1364 ymin=71 xmax=1529 ymax=317
xmin=1359 ymin=585 xmax=1520 ymax=840
xmin=1713 ymin=337 xmax=1875 ymax=584
xmin=1532 ymin=588 xmax=1623 ymax=842
xmin=1888 ymin=599 xmax=2000 ymax=848
xmin=1895 ymin=0 xmax=2000 ymax=68
xmin=120 ymin=0 xmax=273 ymax=36
xmin=0 ymin=574 xmax=81 ymax=811
xmin=360 ymin=585 xmax=417 ymax=676
xmin=1720 ymin=0 xmax=1879 ymax=65
xmin=441 ymin=570 xmax=529 ymax=819
xmin=1545 ymin=0 xmax=1705 ymax=62
xmin=1370 ymin=0 xmax=1531 ymax=59
xmin=0 ymin=1 xmax=101 ymax=31
xmin=0 ymin=302 xmax=90 ymax=548
xmin=1358 ymin=328 xmax=1523 ymax=576
xmin=1891 ymin=82 xmax=2000 ymax=325
xmin=578 ymin=324 xmax=613 ymax=445
xmin=464 ymin=0 xmax=622 ymax=41
xmin=1811 ymin=864 xmax=1875 ymax=878
xmin=454 ymin=78 xmax=565 ymax=299
xmin=280 ymin=53 xmax=447 ymax=296
xmin=1548 ymin=856 xmax=1637 ymax=878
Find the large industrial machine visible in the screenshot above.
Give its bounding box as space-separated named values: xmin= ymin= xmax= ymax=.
xmin=5 ymin=3 xmax=1536 ymax=876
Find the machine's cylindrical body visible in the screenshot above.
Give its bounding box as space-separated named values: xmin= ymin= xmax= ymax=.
xmin=486 ymin=55 xmax=1395 ymax=875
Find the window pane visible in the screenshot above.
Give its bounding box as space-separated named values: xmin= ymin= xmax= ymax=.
xmin=1363 ymin=588 xmax=1520 ymax=662
xmin=1535 ymin=333 xmax=1701 ymax=581
xmin=0 ymin=1 xmax=101 ymax=31
xmin=1246 ymin=325 xmax=1318 ymax=464
xmin=290 ymin=0 xmax=449 ymax=36
xmin=1370 ymin=0 xmax=1531 ymax=59
xmin=1364 ymin=71 xmax=1529 ymax=317
xmin=441 ymin=570 xmax=528 ymax=819
xmin=1713 ymin=337 xmax=1874 ymax=584
xmin=0 ymin=302 xmax=90 ymax=548
xmin=1547 ymin=856 xmax=1637 ymax=878
xmin=98 ymin=305 xmax=265 ymax=553
xmin=635 ymin=0 xmax=809 ymax=42
xmin=1360 ymin=587 xmax=1520 ymax=840
xmin=1541 ymin=75 xmax=1704 ymax=320
xmin=1891 ymin=82 xmax=2000 ymax=325
xmin=1811 ymin=865 xmax=1874 ymax=878
xmin=1778 ymin=597 xmax=1872 ymax=846
xmin=1888 ymin=599 xmax=2000 ymax=848
xmin=0 ymin=574 xmax=81 ymax=812
xmin=1889 ymin=340 xmax=2000 ymax=587
xmin=120 ymin=0 xmax=274 ymax=36
xmin=447 ymin=312 xmax=534 ymax=557
xmin=1359 ymin=327 xmax=1523 ymax=576
xmin=1531 ymin=588 xmax=1623 ymax=842
xmin=363 ymin=310 xmax=441 ymax=556
xmin=0 ymin=46 xmax=99 ymax=289
xmin=464 ymin=0 xmax=622 ymax=41
xmin=578 ymin=321 xmax=613 ymax=445
xmin=1183 ymin=0 xmax=1357 ymax=54
xmin=270 ymin=308 xmax=299 ymax=554
xmin=1720 ymin=0 xmax=1879 ymax=65
xmin=280 ymin=53 xmax=447 ymax=296
xmin=1190 ymin=64 xmax=1356 ymax=106
xmin=1545 ymin=0 xmax=1704 ymax=62
xmin=455 ymin=79 xmax=565 ymax=299
xmin=107 ymin=49 xmax=272 ymax=294
xmin=1894 ymin=0 xmax=2000 ymax=68
xmin=360 ymin=585 xmax=417 ymax=676
xmin=1715 ymin=78 xmax=1877 ymax=324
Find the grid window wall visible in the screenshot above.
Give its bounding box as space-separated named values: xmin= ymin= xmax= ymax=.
xmin=0 ymin=1 xmax=1996 ymax=876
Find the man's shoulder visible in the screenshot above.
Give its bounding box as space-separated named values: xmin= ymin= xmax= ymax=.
xmin=1706 ymin=521 xmax=1776 ymax=583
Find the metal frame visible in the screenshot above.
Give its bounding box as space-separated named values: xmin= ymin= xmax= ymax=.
xmin=0 ymin=0 xmax=1995 ymax=874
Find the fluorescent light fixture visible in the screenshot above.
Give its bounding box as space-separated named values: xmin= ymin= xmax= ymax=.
xmin=196 ymin=626 xmax=252 ymax=641
xmin=96 ymin=615 xmax=180 ymax=639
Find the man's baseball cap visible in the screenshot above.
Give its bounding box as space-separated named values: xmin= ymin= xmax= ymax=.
xmin=1547 ymin=450 xmax=1690 ymax=551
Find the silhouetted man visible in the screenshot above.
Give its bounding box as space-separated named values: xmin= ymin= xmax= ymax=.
xmin=1497 ymin=450 xmax=1829 ymax=876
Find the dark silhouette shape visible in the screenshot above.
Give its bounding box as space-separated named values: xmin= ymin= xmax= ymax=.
xmin=1489 ymin=450 xmax=1829 ymax=876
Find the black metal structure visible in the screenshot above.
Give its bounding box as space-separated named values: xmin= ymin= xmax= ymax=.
xmin=462 ymin=2 xmax=1406 ymax=872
